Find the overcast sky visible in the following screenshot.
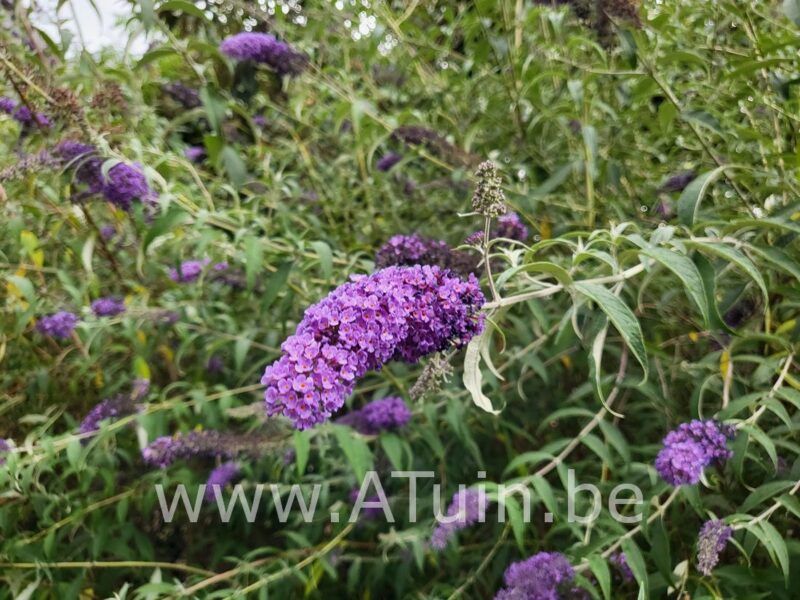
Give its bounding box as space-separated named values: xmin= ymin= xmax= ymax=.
xmin=34 ymin=0 xmax=149 ymax=55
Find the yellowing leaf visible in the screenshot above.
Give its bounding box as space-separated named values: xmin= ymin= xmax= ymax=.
xmin=688 ymin=331 xmax=700 ymax=342
xmin=720 ymin=350 xmax=731 ymax=379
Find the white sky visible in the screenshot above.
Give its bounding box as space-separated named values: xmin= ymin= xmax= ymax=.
xmin=33 ymin=0 xmax=150 ymax=56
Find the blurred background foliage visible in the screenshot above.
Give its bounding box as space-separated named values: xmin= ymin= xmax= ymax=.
xmin=1 ymin=0 xmax=799 ymax=598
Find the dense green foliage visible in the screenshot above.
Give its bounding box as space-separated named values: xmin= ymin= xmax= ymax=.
xmin=1 ymin=0 xmax=799 ymax=598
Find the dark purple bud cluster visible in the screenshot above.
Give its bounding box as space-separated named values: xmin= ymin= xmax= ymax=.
xmin=337 ymin=396 xmax=412 ymax=435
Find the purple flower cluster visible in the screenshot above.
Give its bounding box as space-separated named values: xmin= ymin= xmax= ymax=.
xmin=376 ymin=152 xmax=402 ymax=172
xmin=696 ymin=519 xmax=732 ymax=575
xmin=261 ymin=265 xmax=485 ymax=429
xmin=494 ymin=552 xmax=575 ymax=600
xmin=0 ymin=438 xmax=10 ymax=465
xmin=169 ymin=258 xmax=211 ymax=283
xmin=54 ymin=141 xmax=155 ymax=210
xmin=659 ymin=170 xmax=696 ymax=193
xmin=162 ymin=82 xmax=201 ymax=109
xmin=91 ymin=296 xmax=126 ymax=317
xmin=78 ymin=379 xmax=149 ymax=436
xmin=36 ymin=311 xmax=79 ymax=338
xmin=204 ymin=462 xmax=240 ymax=502
xmin=495 ymin=212 xmax=529 ymax=242
xmin=374 ymin=234 xmax=478 ymax=277
xmin=220 ymin=32 xmax=306 ymax=76
xmin=184 ymin=146 xmax=206 ymax=162
xmin=0 ymin=96 xmax=50 ymax=128
xmin=655 ymin=420 xmax=736 ymax=486
xmin=430 ymin=488 xmax=487 ymax=550
xmin=610 ymin=551 xmax=633 ymax=582
xmin=337 ymin=396 xmax=412 ymax=434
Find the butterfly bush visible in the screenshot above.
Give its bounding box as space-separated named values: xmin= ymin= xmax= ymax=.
xmin=696 ymin=519 xmax=732 ymax=575
xmin=495 ymin=212 xmax=529 ymax=242
xmin=610 ymin=551 xmax=634 ymax=582
xmin=142 ymin=429 xmax=272 ymax=469
xmin=219 ymin=32 xmax=306 ymax=75
xmin=0 ymin=96 xmax=50 ymax=128
xmin=142 ymin=430 xmax=234 ymax=469
xmin=659 ymin=170 xmax=696 ymax=193
xmin=204 ymin=462 xmax=240 ymax=502
xmin=374 ymin=234 xmax=478 ymax=277
xmin=261 ymin=265 xmax=485 ymax=429
xmin=79 ymin=379 xmax=149 ymax=436
xmin=376 ymin=152 xmax=402 ymax=172
xmin=337 ymin=396 xmax=412 ymax=434
xmin=91 ymin=296 xmax=126 ymax=317
xmin=54 ymin=140 xmax=155 ymax=210
xmin=169 ymin=258 xmax=211 ymax=283
xmin=655 ymin=419 xmax=736 ymax=485
xmin=430 ymin=488 xmax=487 ymax=550
xmin=184 ymin=146 xmax=205 ymax=162
xmin=0 ymin=439 xmax=9 ymax=464
xmin=36 ymin=311 xmax=79 ymax=338
xmin=494 ymin=551 xmax=575 ymax=600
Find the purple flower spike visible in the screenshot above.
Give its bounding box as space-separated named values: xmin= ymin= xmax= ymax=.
xmin=495 ymin=212 xmax=529 ymax=242
xmin=78 ymin=380 xmax=148 ymax=437
xmin=0 ymin=97 xmax=17 ymax=113
xmin=430 ymin=488 xmax=487 ymax=550
xmin=169 ymin=258 xmax=211 ymax=283
xmin=184 ymin=146 xmax=206 ymax=162
xmin=0 ymin=438 xmax=10 ymax=465
xmin=655 ymin=420 xmax=736 ymax=486
xmin=103 ymin=162 xmax=153 ymax=210
xmin=696 ymin=519 xmax=732 ymax=575
xmin=338 ymin=396 xmax=412 ymax=435
xmin=36 ymin=311 xmax=79 ymax=339
xmin=376 ymin=152 xmax=402 ymax=172
xmin=610 ymin=552 xmax=634 ymax=582
xmin=220 ymin=32 xmax=306 ymax=76
xmin=261 ymin=265 xmax=485 ymax=429
xmin=204 ymin=462 xmax=240 ymax=502
xmin=494 ymin=552 xmax=575 ymax=600
xmin=91 ymin=296 xmax=126 ymax=317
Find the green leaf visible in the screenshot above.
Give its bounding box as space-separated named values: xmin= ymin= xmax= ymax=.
xmin=221 ymin=146 xmax=248 ymax=187
xmin=641 ymin=248 xmax=709 ymax=326
xmin=693 ymin=253 xmax=734 ymax=333
xmin=263 ymin=262 xmax=293 ymax=309
xmin=751 ymin=521 xmax=790 ymax=583
xmin=143 ymin=207 xmax=188 ymax=252
xmin=157 ymin=0 xmax=209 ymax=20
xmin=575 ymin=282 xmax=648 ymax=383
xmin=687 ymin=241 xmax=769 ymax=309
xmin=310 ymin=241 xmax=333 ymax=280
xmin=244 ymin=235 xmax=263 ymax=291
xmin=293 ymin=430 xmax=310 ymax=476
xmin=677 ymin=166 xmax=735 ymax=227
xmin=463 ymin=331 xmax=501 ymax=414
xmin=621 ymin=538 xmax=649 ymax=599
xmin=380 ymin=434 xmax=404 ymax=471
xmin=332 ymin=426 xmax=373 ymax=481
xmin=587 ymin=555 xmax=611 ymax=600
xmin=133 ymin=356 xmax=151 ymax=380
